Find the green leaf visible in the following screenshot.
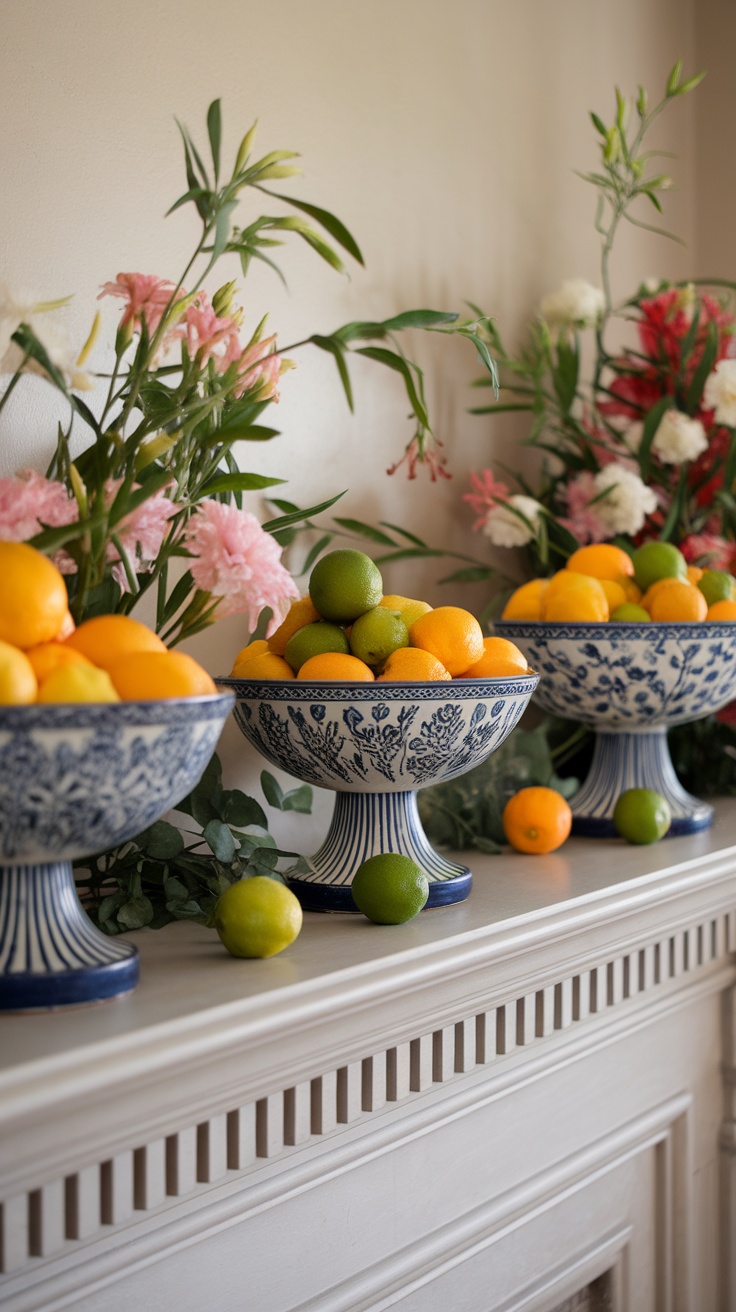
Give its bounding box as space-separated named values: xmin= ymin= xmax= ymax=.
xmin=206 ymin=100 xmax=222 ymax=183
xmin=262 ymin=490 xmax=346 ymax=532
xmin=142 ymin=822 xmax=185 ymax=860
xmin=262 ymin=191 xmax=364 ymax=264
xmin=117 ymin=895 xmax=155 ymax=930
xmin=379 ymin=522 xmax=428 ymax=548
xmin=355 ymin=347 xmax=429 ymax=429
xmin=637 ymin=395 xmax=673 ymax=479
xmin=281 ymin=785 xmax=312 ymax=814
xmin=203 ymin=819 xmax=237 ymax=864
xmin=219 ymin=789 xmax=267 ymax=828
xmin=332 ymin=517 xmax=397 ymax=545
xmin=260 ymin=771 xmax=284 ymax=809
xmin=686 ymin=318 xmax=718 ymax=412
xmin=666 ymin=58 xmax=683 ymax=96
xmin=200 ymin=472 xmax=285 ymax=495
xmin=309 ymin=335 xmax=354 ymax=411
xmin=590 ymin=111 xmax=607 ymax=136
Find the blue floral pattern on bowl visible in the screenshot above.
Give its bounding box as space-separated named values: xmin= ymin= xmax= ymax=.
xmin=221 ymin=676 xmax=537 ymax=793
xmin=0 ymin=695 xmax=234 ymax=1010
xmin=218 ymin=675 xmax=538 ymax=911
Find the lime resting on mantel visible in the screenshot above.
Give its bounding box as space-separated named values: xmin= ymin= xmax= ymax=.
xmin=213 ymin=876 xmax=303 ymax=958
xmin=612 ymin=788 xmax=672 ymax=845
xmin=350 ymin=853 xmax=429 ymax=924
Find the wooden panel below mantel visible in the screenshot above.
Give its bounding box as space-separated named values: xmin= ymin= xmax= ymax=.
xmin=1 ymin=801 xmax=735 ymax=1310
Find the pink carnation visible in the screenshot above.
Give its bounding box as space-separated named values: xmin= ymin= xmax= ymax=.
xmin=184 ymin=500 xmax=299 ymax=632
xmin=98 ymin=273 xmax=179 ymax=336
xmin=462 ymin=468 xmax=510 ymax=527
xmin=233 ymin=335 xmax=282 ymax=401
xmin=0 ymin=468 xmax=78 ymax=542
xmin=184 ymin=292 xmax=242 ymax=371
xmin=105 ymin=481 xmax=179 ymax=591
xmin=561 ymin=472 xmax=609 ymax=544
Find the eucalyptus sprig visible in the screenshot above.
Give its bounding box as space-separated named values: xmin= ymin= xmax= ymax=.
xmin=76 ymin=753 xmax=313 ymax=935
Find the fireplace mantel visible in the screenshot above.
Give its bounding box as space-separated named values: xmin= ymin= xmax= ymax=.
xmin=2 ymin=802 xmax=736 ymax=1311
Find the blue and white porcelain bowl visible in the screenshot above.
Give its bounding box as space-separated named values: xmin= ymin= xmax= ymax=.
xmin=0 ymin=694 xmax=234 ymax=1010
xmin=495 ymin=620 xmax=736 ymax=836
xmin=219 ymin=674 xmax=538 ymax=911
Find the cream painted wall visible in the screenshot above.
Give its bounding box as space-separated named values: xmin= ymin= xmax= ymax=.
xmin=1 ymin=0 xmax=710 ymax=843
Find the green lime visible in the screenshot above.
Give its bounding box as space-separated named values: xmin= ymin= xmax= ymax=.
xmin=350 ymin=853 xmax=429 ymax=924
xmin=698 ymin=569 xmax=736 ymax=607
xmin=214 ymin=876 xmax=303 ymax=958
xmin=610 ymin=603 xmax=652 ymax=622
xmin=284 ymin=621 xmax=349 ymax=673
xmin=612 ymin=788 xmax=672 ymax=845
xmin=349 ymin=606 xmax=408 ymax=668
xmin=309 ymin=549 xmax=383 ymax=624
xmin=631 ymin=541 xmax=687 ymax=592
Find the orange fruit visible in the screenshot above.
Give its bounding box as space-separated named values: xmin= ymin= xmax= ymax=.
xmin=107 ymin=651 xmax=217 ymax=700
xmin=566 ymin=543 xmax=634 ymax=580
xmin=26 ymin=642 xmax=93 ymax=684
xmin=707 ymin=600 xmax=736 ymax=621
xmin=541 ymin=573 xmax=609 ymax=622
xmin=0 ymin=542 xmax=70 ymax=649
xmin=686 ymin=565 xmax=704 ymax=585
xmin=267 ymin=597 xmax=322 ymax=655
xmin=57 ymin=610 xmax=76 ymax=641
xmin=460 ymin=636 xmax=529 ymax=678
xmin=648 ymin=581 xmax=708 ymax=622
xmin=501 ymin=578 xmax=548 ymax=621
xmin=502 ymin=786 xmax=573 ymax=854
xmin=639 ymin=576 xmax=682 ymax=613
xmin=408 ymin=606 xmax=484 ymax=677
xmin=37 ymin=663 xmax=120 ymax=704
xmin=376 ymin=647 xmax=451 ymax=681
xmin=230 ymin=639 xmax=270 ymax=675
xmin=0 ymin=640 xmax=38 ymax=705
xmin=65 ymin=614 xmax=166 ymax=670
xmin=231 ymin=651 xmax=295 ymax=680
xmin=599 ymin=579 xmax=628 ymax=613
xmin=297 ymin=652 xmax=375 ymax=681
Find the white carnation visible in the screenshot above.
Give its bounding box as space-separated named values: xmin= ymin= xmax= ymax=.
xmin=539 ymin=279 xmax=605 ymax=329
xmin=651 ymin=409 xmax=707 ymax=465
xmin=593 ymin=464 xmax=657 ymax=537
xmin=483 ymin=495 xmax=542 ymax=548
xmin=703 ymin=358 xmax=736 ymax=426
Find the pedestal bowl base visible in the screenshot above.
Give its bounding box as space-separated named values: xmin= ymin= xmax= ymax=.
xmin=286 ymin=790 xmax=472 ymax=913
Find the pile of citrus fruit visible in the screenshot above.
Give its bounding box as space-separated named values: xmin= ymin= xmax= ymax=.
xmin=231 ymin=548 xmax=533 ymax=682
xmin=502 ymin=542 xmax=736 ymax=624
xmin=0 ymin=541 xmax=216 ymax=704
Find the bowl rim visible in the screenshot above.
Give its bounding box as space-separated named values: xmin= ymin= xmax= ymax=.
xmin=0 ymin=691 xmax=235 ymax=728
xmin=494 ymin=619 xmax=736 ymax=638
xmin=215 ymin=673 xmax=539 ymax=700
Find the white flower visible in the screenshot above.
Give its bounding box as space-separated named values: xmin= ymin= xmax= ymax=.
xmin=482 ymin=495 xmax=542 ymax=548
xmin=593 ymin=463 xmax=657 ymax=537
xmin=539 ymin=279 xmax=605 ymax=329
xmin=703 ymin=358 xmax=736 ymax=426
xmin=651 ymin=409 xmax=707 ymax=465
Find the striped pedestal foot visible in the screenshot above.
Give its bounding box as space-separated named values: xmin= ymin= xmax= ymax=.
xmin=570 ymin=728 xmax=713 ymax=838
xmin=287 ymin=790 xmax=472 ymax=913
xmin=0 ymin=862 xmax=139 ymax=1010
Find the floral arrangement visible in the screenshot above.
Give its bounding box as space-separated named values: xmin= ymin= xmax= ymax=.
xmin=0 ymin=101 xmax=499 ymax=933
xmin=0 ymin=101 xmax=496 ymax=647
xmin=452 ymin=61 xmax=736 ymax=801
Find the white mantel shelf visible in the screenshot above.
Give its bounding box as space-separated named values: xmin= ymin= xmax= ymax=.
xmin=2 ymin=801 xmax=736 ymax=1311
